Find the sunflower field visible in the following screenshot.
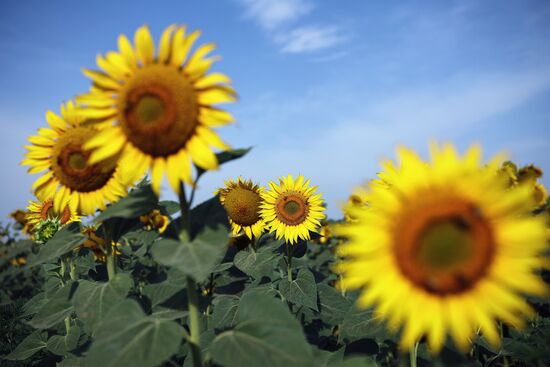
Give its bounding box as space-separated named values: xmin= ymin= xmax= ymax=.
xmin=1 ymin=24 xmax=550 ymax=367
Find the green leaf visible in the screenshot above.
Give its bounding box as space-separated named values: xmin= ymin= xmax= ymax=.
xmin=152 ymin=224 xmax=228 ymax=283
xmin=210 ymin=292 xmax=314 ymax=367
xmin=210 ymin=296 xmax=239 ymax=329
xmin=28 ymin=282 xmax=75 ymax=329
xmin=46 ymin=326 xmax=80 ymax=356
xmin=72 ymin=274 xmax=131 ymax=332
xmin=25 ymin=223 xmax=85 ymax=267
xmin=317 ymin=284 xmax=351 ymax=324
xmin=159 ymin=200 xmax=180 ymax=215
xmin=195 ymin=147 xmax=252 ymax=177
xmin=4 ymin=330 xmax=48 ymax=360
xmin=84 ymin=299 xmax=185 ymax=367
xmin=233 ymin=249 xmax=278 ymax=279
xmin=189 ymin=196 xmax=230 ymax=238
xmin=142 ymin=281 xmax=183 ymax=308
xmin=279 ymin=268 xmax=319 ymax=311
xmin=340 ymin=307 xmax=388 ymax=342
xmin=94 ymin=184 xmax=158 ymax=222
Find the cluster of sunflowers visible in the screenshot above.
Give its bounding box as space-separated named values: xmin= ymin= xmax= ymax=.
xmin=2 ymin=23 xmax=550 ymax=367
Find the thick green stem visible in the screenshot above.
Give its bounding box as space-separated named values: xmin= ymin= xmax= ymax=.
xmin=67 ymin=256 xmax=76 ymax=281
xmin=186 ymin=276 xmax=202 ymax=367
xmin=178 ymin=182 xmax=191 ymax=242
xmin=286 ymin=243 xmax=294 ymax=282
xmin=179 ymin=180 xmax=202 ymax=367
xmin=106 ymin=248 xmax=116 ymax=280
xmin=409 ymin=341 xmax=418 ymax=367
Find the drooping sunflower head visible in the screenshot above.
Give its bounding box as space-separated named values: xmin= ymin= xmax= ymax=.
xmin=80 ymin=226 xmax=122 ymax=262
xmin=335 ymin=143 xmax=550 ymax=353
xmin=21 ymin=101 xmax=128 ymax=215
xmin=260 ymin=174 xmax=325 ymax=244
xmin=139 ymin=209 xmax=170 ymax=234
xmin=26 ymin=198 xmax=80 ymax=228
xmin=217 ymin=177 xmax=265 ymax=239
xmin=78 ymin=25 xmax=237 ymax=196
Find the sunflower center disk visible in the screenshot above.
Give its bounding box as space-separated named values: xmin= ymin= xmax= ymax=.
xmin=394 ymin=198 xmax=495 ymax=295
xmin=276 ymin=194 xmax=308 ymax=226
xmin=120 ymin=65 xmax=198 ymax=157
xmin=223 ymin=188 xmax=261 ymax=226
xmin=52 ymin=127 xmax=115 ymax=193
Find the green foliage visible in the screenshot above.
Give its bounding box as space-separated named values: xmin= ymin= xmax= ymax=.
xmin=72 ymin=274 xmax=132 ymax=331
xmin=2 ymin=149 xmax=550 ymax=367
xmin=152 ymin=224 xmax=228 ymax=283
xmin=25 ymin=223 xmax=85 ymax=267
xmin=209 ymin=292 xmax=314 ymax=367
xmin=84 ymin=299 xmax=185 ymax=367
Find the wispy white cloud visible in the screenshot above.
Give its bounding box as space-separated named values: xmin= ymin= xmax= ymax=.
xmin=239 ymin=0 xmax=313 ymax=30
xmin=237 ymin=0 xmax=346 ymax=54
xmin=277 ymin=25 xmax=346 ymax=53
xmin=192 ymin=69 xmax=550 ymax=218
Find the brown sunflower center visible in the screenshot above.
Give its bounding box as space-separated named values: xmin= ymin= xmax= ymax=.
xmin=39 ymin=200 xmax=72 ymax=225
xmin=394 ymin=196 xmax=495 ymax=295
xmin=223 ymin=187 xmax=261 ymax=226
xmin=51 ymin=127 xmax=115 ymax=193
xmin=119 ymin=64 xmax=198 ymax=157
xmin=276 ymin=193 xmax=309 ymax=226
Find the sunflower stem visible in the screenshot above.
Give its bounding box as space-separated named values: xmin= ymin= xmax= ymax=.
xmin=286 ymin=242 xmax=294 ymax=282
xmin=186 ymin=276 xmax=202 ymax=367
xmin=178 ymin=182 xmax=191 ymax=242
xmin=409 ymin=341 xmax=419 ymax=367
xmin=178 ymin=180 xmax=202 ymax=367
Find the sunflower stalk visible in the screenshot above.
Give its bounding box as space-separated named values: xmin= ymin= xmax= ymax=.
xmin=178 ymin=181 xmax=203 ymax=367
xmin=286 ymin=242 xmax=294 ymax=282
xmin=409 ymin=341 xmax=419 ymax=367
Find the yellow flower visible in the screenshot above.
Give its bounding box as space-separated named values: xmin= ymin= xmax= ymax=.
xmin=317 ymin=220 xmax=332 ymax=244
xmin=217 ymin=177 xmax=265 ymax=239
xmin=335 ymin=143 xmax=549 ymax=353
xmin=139 ymin=209 xmax=170 ymax=234
xmin=9 ymin=209 xmax=28 ymax=227
xmin=260 ymin=174 xmax=325 ymax=244
xmin=78 ymin=25 xmax=237 ymax=196
xmin=26 ymin=198 xmax=80 ymax=228
xmin=21 ymin=101 xmax=128 ymax=215
xmin=80 ymin=226 xmax=122 ymax=262
xmin=10 ymin=256 xmax=27 ymax=267
xmin=342 ymin=186 xmax=369 ymax=223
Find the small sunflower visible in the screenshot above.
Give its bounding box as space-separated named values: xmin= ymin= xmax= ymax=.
xmin=78 ymin=25 xmax=237 ymax=195
xmin=21 ymin=101 xmax=128 ymax=215
xmin=139 ymin=209 xmax=170 ymax=234
xmin=217 ymin=177 xmax=265 ymax=239
xmin=80 ymin=226 xmax=122 ymax=262
xmin=260 ymin=174 xmax=325 ymax=244
xmin=335 ymin=143 xmax=550 ymax=353
xmin=26 ymin=198 xmax=80 ymax=228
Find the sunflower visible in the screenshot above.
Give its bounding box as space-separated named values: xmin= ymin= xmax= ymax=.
xmin=139 ymin=209 xmax=170 ymax=234
xmin=80 ymin=226 xmax=122 ymax=262
xmin=26 ymin=198 xmax=80 ymax=228
xmin=335 ymin=143 xmax=550 ymax=353
xmin=21 ymin=101 xmax=128 ymax=215
xmin=217 ymin=177 xmax=265 ymax=239
xmin=77 ymin=25 xmax=237 ymax=195
xmin=260 ymin=174 xmax=325 ymax=244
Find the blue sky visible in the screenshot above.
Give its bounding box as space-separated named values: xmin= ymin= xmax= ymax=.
xmin=1 ymin=0 xmax=549 ymax=220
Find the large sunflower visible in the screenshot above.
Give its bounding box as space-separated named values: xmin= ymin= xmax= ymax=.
xmin=26 ymin=198 xmax=80 ymax=227
xmin=335 ymin=143 xmax=550 ymax=353
xmin=217 ymin=177 xmax=265 ymax=239
xmin=260 ymin=174 xmax=325 ymax=244
xmin=21 ymin=101 xmax=128 ymax=215
xmin=78 ymin=25 xmax=236 ymax=195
